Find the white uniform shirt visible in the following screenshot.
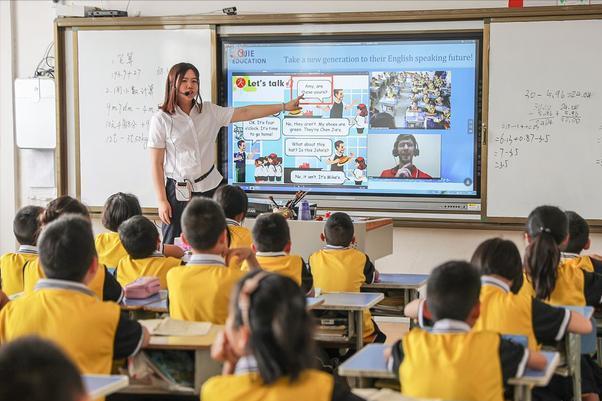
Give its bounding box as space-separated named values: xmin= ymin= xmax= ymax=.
xmin=147 ymin=102 xmax=234 ymax=192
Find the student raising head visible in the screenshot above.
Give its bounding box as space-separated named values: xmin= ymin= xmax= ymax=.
xmin=243 ymin=213 xmax=313 ymax=294
xmin=390 ymin=261 xmax=546 ymax=401
xmin=0 ymin=205 xmax=44 ymax=296
xmin=213 ymin=185 xmax=252 ymax=268
xmin=23 ymin=196 xmax=124 ymax=303
xmin=96 ymin=192 xmax=183 ymax=269
xmin=562 ymin=211 xmax=602 ymax=274
xmin=0 ymin=215 xmax=148 ymax=376
xmin=309 ymin=212 xmax=384 ymax=343
xmin=202 ymin=271 xmax=361 ymax=401
xmin=116 ymin=215 xmax=182 ymax=289
xmin=167 ymin=198 xmax=260 ymax=324
xmin=0 ymin=336 xmax=89 ymax=401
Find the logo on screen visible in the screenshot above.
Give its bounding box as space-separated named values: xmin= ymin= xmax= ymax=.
xmin=235 ymin=77 xmax=247 ymax=88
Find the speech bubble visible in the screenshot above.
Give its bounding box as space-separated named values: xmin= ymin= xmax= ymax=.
xmin=242 ymin=117 xmax=281 ymax=141
xmin=291 ymin=170 xmax=346 ymax=185
xmin=297 ymin=79 xmax=332 ymax=103
xmin=285 ymin=138 xmax=332 ymax=160
xmin=283 ymin=118 xmax=350 ymax=137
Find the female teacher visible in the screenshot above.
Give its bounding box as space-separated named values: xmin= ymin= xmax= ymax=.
xmin=148 ymin=62 xmax=302 ymax=244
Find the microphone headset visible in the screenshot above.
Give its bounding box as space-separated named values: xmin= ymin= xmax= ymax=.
xmin=392 ymin=134 xmax=420 ymax=157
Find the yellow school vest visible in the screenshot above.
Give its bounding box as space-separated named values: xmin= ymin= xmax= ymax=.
xmin=561 ymin=255 xmax=594 ymax=273
xmin=227 ymin=225 xmax=253 ymax=269
xmin=521 ymin=264 xmax=586 ymax=306
xmin=201 ymin=369 xmax=333 ymax=401
xmin=0 ymin=252 xmax=37 ymax=295
xmin=167 ymin=263 xmax=244 ymax=324
xmin=242 ymin=254 xmax=303 ymax=286
xmin=116 ymin=254 xmax=180 ymax=289
xmin=474 ymin=280 xmax=538 ymax=350
xmin=0 ymin=286 xmax=120 ymax=374
xmin=23 ymin=259 xmax=107 ymax=300
xmin=400 ymin=329 xmax=504 ymax=401
xmin=309 ymin=248 xmax=375 ymax=340
xmin=95 ymin=232 xmax=127 ymax=268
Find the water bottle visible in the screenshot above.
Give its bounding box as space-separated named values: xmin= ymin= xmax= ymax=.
xmin=298 ymin=200 xmax=311 ymax=221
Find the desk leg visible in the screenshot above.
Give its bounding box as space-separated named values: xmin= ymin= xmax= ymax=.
xmin=566 ymin=333 xmax=581 ymax=401
xmin=194 ymin=349 xmax=222 ymax=394
xmin=355 ymin=310 xmax=364 ymax=352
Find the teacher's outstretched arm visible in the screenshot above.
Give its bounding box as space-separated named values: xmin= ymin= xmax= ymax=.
xmin=231 ymin=95 xmax=303 ymax=123
xmin=150 ymin=147 xmax=171 ymax=225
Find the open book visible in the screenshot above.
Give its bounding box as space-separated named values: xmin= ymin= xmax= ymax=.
xmin=139 ymin=318 xmax=211 ymax=336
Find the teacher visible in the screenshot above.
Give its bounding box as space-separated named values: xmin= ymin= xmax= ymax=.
xmin=148 ymin=62 xmax=302 ymax=244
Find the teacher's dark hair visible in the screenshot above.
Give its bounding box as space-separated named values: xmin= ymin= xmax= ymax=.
xmin=160 ymin=62 xmax=202 ymax=115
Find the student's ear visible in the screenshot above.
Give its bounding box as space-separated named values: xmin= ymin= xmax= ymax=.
xmin=219 ymin=229 xmax=229 ymax=246
xmin=283 ymin=241 xmax=292 ymax=254
xmin=523 ymin=232 xmax=531 ymax=245
xmin=320 ymin=233 xmax=326 ymax=242
xmin=83 ymin=256 xmax=99 ymax=285
xmin=351 ymin=235 xmax=356 ymax=245
xmin=467 ymin=302 xmax=481 ymax=327
xmin=156 ymin=238 xmax=162 ymax=251
xmin=251 ymin=243 xmax=257 ymax=253
xmin=181 ymin=233 xmax=190 ymax=247
xmin=233 ymin=324 xmax=251 ymax=354
xmin=585 ymin=238 xmax=591 ymax=251
xmin=559 ymin=235 xmax=569 ymax=251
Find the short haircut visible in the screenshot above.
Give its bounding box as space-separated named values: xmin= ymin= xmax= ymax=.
xmin=101 ymin=192 xmax=142 ymax=232
xmin=426 ymin=261 xmax=481 ymax=322
xmin=119 ymin=215 xmax=159 ymax=259
xmin=38 ymin=215 xmax=96 ymax=282
xmin=324 ymin=212 xmax=354 ymax=247
xmin=181 ymin=198 xmax=226 ymax=251
xmin=213 ymin=185 xmax=248 ymax=220
xmin=0 ymin=336 xmax=85 ymax=401
xmin=237 ymin=140 xmax=245 ymax=148
xmin=13 ymin=205 xmax=44 ymax=246
xmin=252 ymin=213 xmax=290 ymax=252
xmin=334 ymin=140 xmax=344 ymax=150
xmin=565 ymin=211 xmax=589 ymax=254
xmin=471 ymin=238 xmax=523 ymax=294
xmin=41 ymin=196 xmax=89 ymax=226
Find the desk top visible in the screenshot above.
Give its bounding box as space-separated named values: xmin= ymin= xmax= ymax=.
xmin=146 ymin=324 xmax=223 ymax=350
xmin=307 ymin=296 xmax=325 ymax=310
xmin=363 ymin=274 xmax=429 ymax=290
xmin=314 ymin=292 xmax=384 ymax=311
xmin=83 ymin=374 xmax=129 ymax=399
xmin=508 ymin=351 xmax=560 ymax=387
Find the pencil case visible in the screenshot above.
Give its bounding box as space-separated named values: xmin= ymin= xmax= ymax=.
xmin=124 ymin=276 xmax=161 ymax=299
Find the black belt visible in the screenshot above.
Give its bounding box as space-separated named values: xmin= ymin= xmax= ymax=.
xmin=194 ymin=165 xmax=215 ymax=183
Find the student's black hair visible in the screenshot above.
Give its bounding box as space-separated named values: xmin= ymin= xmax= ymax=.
xmin=181 ymin=198 xmax=227 ymax=251
xmin=231 ymin=271 xmax=315 ymax=384
xmin=101 ymin=192 xmax=142 ymax=232
xmin=334 ymin=140 xmax=344 ymax=150
xmin=38 ymin=215 xmax=96 ymax=282
xmin=118 ymin=215 xmax=159 ymax=259
xmin=0 ymin=336 xmax=85 ymax=401
xmin=565 ymin=211 xmax=589 ymax=254
xmin=324 ymin=212 xmax=354 ymax=247
xmin=40 ymin=196 xmax=89 ymax=226
xmin=237 ymin=140 xmax=245 ymax=148
xmin=471 ymin=238 xmax=523 ymax=294
xmin=252 ymin=213 xmax=290 ymax=252
xmin=13 ymin=205 xmax=44 ymax=246
xmin=524 ymin=205 xmax=568 ymax=300
xmin=213 ymin=185 xmax=248 ymax=220
xmin=426 ymin=261 xmax=481 ymax=322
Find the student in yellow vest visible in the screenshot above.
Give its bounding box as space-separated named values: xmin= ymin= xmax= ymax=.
xmin=213 ymin=185 xmax=252 ymax=269
xmin=0 ymin=215 xmax=149 ymax=376
xmin=22 ymin=196 xmax=124 ymax=302
xmin=0 ymin=336 xmax=90 ymax=401
xmin=562 ymin=211 xmax=602 ymax=274
xmin=0 ymin=205 xmax=43 ymax=296
xmin=242 ymin=213 xmax=313 ymax=294
xmin=116 ymin=215 xmax=182 ymax=289
xmin=167 ymin=198 xmax=260 ymax=324
xmin=96 ymin=192 xmax=183 ymax=269
xmin=202 ymin=271 xmax=361 ymax=401
xmin=308 ymin=212 xmax=384 ymax=343
xmin=389 ymin=261 xmax=546 ymax=401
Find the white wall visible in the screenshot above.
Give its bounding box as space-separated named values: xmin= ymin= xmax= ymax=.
xmin=3 ymin=0 xmax=602 ymax=262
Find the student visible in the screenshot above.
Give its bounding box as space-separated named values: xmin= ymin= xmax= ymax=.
xmin=562 ymin=211 xmax=602 ymax=274
xmin=213 ymin=185 xmax=252 ymax=269
xmin=96 ymin=192 xmax=183 ymax=269
xmin=0 ymin=336 xmax=89 ymax=401
xmin=242 ymin=213 xmax=313 ymax=294
xmin=202 ymin=271 xmax=361 ymax=401
xmin=23 ymin=196 xmax=124 ymax=303
xmin=0 ymin=205 xmax=43 ymax=295
xmin=308 ymin=212 xmax=384 ymax=343
xmin=167 ymin=198 xmax=260 ymax=324
xmin=390 ymin=261 xmax=546 ymax=401
xmin=116 ymin=215 xmax=182 ymax=289
xmin=0 ymin=215 xmax=148 ymax=375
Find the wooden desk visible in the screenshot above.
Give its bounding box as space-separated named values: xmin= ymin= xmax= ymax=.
xmin=362 ymin=274 xmax=429 ymax=317
xmin=244 ymin=217 xmax=393 ymax=261
xmin=83 ymin=374 xmax=129 ymax=399
xmin=313 ymin=292 xmax=384 ymax=351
